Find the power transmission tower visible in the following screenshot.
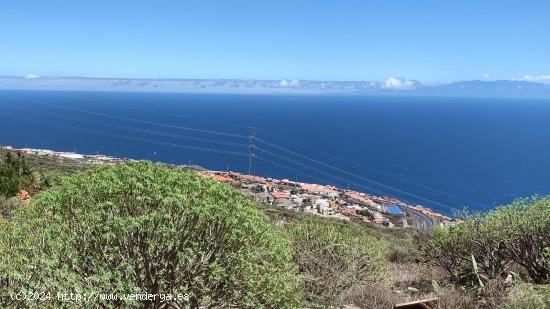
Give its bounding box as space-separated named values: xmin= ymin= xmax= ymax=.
xmin=248 ymin=129 xmax=256 ymax=175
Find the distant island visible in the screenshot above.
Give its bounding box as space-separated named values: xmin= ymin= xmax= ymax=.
xmin=1 ymin=75 xmax=550 ymax=98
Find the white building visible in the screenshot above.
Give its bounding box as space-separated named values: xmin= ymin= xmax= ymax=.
xmin=315 ymin=199 xmax=330 ymax=216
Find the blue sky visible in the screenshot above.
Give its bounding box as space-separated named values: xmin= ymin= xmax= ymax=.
xmin=1 ymin=1 xmax=549 ymax=83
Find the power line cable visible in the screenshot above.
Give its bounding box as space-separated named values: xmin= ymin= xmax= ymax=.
xmin=0 ymin=94 xmax=249 ymax=139
xmin=0 ymin=102 xmax=250 ymax=149
xmin=0 ymin=94 xmax=468 ymax=210
xmin=254 ymin=128 xmax=486 ymax=208
xmin=0 ymin=112 xmax=248 ymax=158
xmin=256 ymin=145 xmax=460 ymax=211
xmin=255 ymin=156 xmax=343 ymax=188
xmin=256 ymin=148 xmax=390 ymax=197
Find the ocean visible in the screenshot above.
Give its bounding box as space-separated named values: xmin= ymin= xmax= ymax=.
xmin=1 ymin=90 xmax=549 ymax=215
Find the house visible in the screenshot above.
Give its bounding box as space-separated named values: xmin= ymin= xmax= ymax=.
xmin=271 ymin=190 xmax=290 ymax=200
xmin=340 ymin=207 xmax=356 ymax=216
xmin=315 ymin=199 xmax=330 ymax=216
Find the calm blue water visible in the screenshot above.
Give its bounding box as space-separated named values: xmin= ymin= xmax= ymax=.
xmin=1 ymin=90 xmax=550 ymax=215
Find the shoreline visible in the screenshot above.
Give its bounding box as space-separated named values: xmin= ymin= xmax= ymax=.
xmin=2 ymin=145 xmax=455 ymax=230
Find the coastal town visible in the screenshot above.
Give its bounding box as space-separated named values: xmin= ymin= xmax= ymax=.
xmin=207 ymin=171 xmax=455 ymax=230
xmin=3 ymin=145 xmax=455 ymax=230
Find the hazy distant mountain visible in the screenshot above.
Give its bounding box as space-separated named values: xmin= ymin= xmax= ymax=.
xmin=0 ymin=75 xmax=549 ymax=98
xmin=418 ymin=80 xmax=550 ymax=98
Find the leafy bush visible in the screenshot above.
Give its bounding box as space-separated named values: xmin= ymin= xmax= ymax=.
xmin=491 ymin=197 xmax=550 ymax=284
xmin=385 ymin=237 xmax=420 ymax=263
xmin=422 ymin=219 xmax=508 ymax=286
xmin=423 ymin=196 xmax=550 ymax=285
xmin=282 ymin=215 xmax=388 ymax=307
xmin=0 ymin=196 xmax=22 ymax=220
xmin=0 ymin=162 xmax=301 ymax=308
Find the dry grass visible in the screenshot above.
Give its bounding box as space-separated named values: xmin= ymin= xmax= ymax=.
xmin=339 ymin=284 xmax=401 ymax=309
xmin=338 ymin=262 xmax=460 ymax=308
xmin=339 ymin=284 xmax=478 ymax=309
xmin=434 ymin=286 xmax=478 ymax=309
xmin=390 ymin=262 xmax=447 ymax=292
xmin=503 ymin=283 xmax=550 ymax=309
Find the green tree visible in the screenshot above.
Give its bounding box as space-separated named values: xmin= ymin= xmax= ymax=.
xmin=1 ymin=162 xmax=301 ymax=308
xmin=0 ymin=151 xmax=32 ymax=197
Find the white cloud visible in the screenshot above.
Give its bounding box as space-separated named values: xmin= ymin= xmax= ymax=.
xmin=383 ymin=77 xmax=419 ymax=90
xmin=279 ymin=79 xmax=300 ymax=88
xmin=23 ymin=74 xmax=40 ymax=79
xmin=481 ymin=73 xmax=490 ymax=79
xmin=517 ymin=75 xmax=550 ymax=83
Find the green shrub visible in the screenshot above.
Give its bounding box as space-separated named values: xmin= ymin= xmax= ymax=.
xmin=423 ymin=196 xmax=550 ymax=285
xmin=282 ymin=215 xmax=388 ymax=307
xmin=0 ymin=196 xmax=22 ymax=220
xmin=385 ymin=237 xmax=420 ymax=263
xmin=491 ymin=197 xmax=550 ymax=284
xmin=0 ymin=162 xmax=301 ymax=308
xmin=423 ymin=218 xmax=508 ymax=286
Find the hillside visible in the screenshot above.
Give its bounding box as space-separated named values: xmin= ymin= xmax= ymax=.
xmin=1 ymin=148 xmax=548 ymax=308
xmin=2 ymin=146 xmax=454 ymax=231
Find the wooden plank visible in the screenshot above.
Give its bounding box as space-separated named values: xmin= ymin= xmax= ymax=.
xmin=394 ymin=297 xmax=438 ymax=309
